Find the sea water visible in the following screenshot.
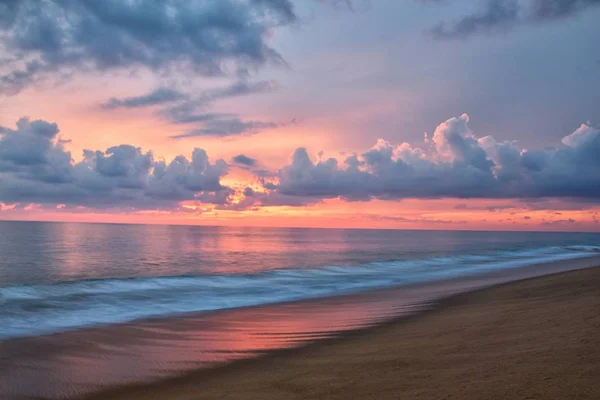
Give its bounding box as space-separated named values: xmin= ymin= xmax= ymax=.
xmin=1 ymin=221 xmax=599 ymax=340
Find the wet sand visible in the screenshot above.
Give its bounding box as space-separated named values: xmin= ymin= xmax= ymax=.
xmin=84 ymin=264 xmax=600 ymax=400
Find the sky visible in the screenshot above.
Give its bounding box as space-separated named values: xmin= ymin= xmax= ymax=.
xmin=1 ymin=0 xmax=600 ymax=231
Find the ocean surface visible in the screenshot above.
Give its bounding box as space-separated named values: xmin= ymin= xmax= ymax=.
xmin=1 ymin=221 xmax=599 ymax=340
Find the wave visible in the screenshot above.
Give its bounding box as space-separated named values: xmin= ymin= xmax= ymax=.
xmin=0 ymin=245 xmax=598 ymax=340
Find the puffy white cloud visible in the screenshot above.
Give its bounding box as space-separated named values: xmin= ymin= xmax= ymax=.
xmin=561 ymin=123 xmax=600 ymax=148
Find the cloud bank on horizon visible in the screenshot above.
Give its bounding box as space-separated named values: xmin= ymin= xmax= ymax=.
xmin=1 ymin=114 xmax=599 ymax=211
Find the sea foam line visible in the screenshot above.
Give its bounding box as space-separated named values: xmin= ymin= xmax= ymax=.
xmin=0 ymin=245 xmax=598 ymax=340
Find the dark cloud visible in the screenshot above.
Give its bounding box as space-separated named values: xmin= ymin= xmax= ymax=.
xmin=0 ymin=0 xmax=297 ymax=94
xmin=101 ymin=88 xmax=188 ymax=109
xmin=542 ymin=218 xmax=577 ymax=226
xmin=251 ymin=0 xmax=297 ymax=24
xmin=530 ymin=0 xmax=600 ymax=20
xmin=319 ymin=0 xmax=357 ymax=11
xmin=431 ymin=0 xmax=519 ymax=39
xmin=366 ymin=214 xmax=468 ymax=225
xmin=106 ymin=79 xmax=277 ymax=112
xmin=102 ymin=79 xmax=283 ymax=137
xmin=233 ymin=154 xmax=258 ymax=166
xmin=209 ymin=80 xmax=279 ymax=100
xmin=0 ymin=117 xmax=232 ymax=209
xmin=172 ymin=119 xmax=281 ymax=138
xmin=161 ymin=80 xmax=292 ymax=136
xmin=263 ymin=114 xmax=600 ymax=202
xmin=156 ymin=79 xmax=278 ymax=132
xmin=487 ymin=204 xmax=517 ymax=212
xmin=453 ymin=203 xmax=516 ymax=211
xmin=430 ymin=0 xmax=600 ymax=39
xmin=159 ymin=109 xmax=236 ymax=125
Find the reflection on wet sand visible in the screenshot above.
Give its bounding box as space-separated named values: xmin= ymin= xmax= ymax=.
xmin=0 ymin=290 xmax=425 ymax=399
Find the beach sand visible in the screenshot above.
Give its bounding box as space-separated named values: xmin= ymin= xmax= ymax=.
xmin=83 ymin=265 xmax=600 ymax=400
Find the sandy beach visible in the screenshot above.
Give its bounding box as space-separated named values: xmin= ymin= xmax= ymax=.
xmin=79 ymin=264 xmax=600 ymax=400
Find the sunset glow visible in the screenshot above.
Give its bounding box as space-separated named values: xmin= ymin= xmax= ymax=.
xmin=1 ymin=0 xmax=599 ymax=232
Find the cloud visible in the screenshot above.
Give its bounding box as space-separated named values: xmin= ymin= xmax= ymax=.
xmin=158 ymin=109 xmax=236 ymax=125
xmin=530 ymin=0 xmax=600 ymax=20
xmin=453 ymin=203 xmax=517 ymax=211
xmin=160 ymin=80 xmax=278 ymax=121
xmin=0 ymin=117 xmax=232 ymax=209
xmin=209 ymin=79 xmax=279 ymax=100
xmin=252 ymin=0 xmax=297 ymax=23
xmin=101 ymin=78 xmax=282 ymax=137
xmin=101 ymin=88 xmax=188 ymax=109
xmin=3 ymin=114 xmax=600 ymax=212
xmin=430 ymin=0 xmax=600 ymax=39
xmin=171 ymin=119 xmax=281 ymax=138
xmin=561 ymin=123 xmax=600 ymax=148
xmin=431 ymin=0 xmax=519 ymax=39
xmin=157 ymin=79 xmax=280 ymax=136
xmin=365 ymin=214 xmax=468 ymax=225
xmin=319 ymin=0 xmax=357 ymax=10
xmin=262 ymin=114 xmax=600 ymax=202
xmin=542 ymin=218 xmax=577 ymax=226
xmin=233 ymin=154 xmax=258 ymax=166
xmin=0 ymin=0 xmax=297 ymax=94
xmin=105 ymin=79 xmax=278 ymax=112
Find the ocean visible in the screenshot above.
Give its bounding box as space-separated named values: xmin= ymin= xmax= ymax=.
xmin=1 ymin=221 xmax=600 ymax=399
xmin=1 ymin=221 xmax=599 ymax=340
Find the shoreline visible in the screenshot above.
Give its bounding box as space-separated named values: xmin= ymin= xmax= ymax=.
xmin=81 ymin=259 xmax=600 ymax=400
xmin=4 ymin=250 xmax=598 ymax=342
xmin=1 ymin=256 xmax=599 ymax=399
